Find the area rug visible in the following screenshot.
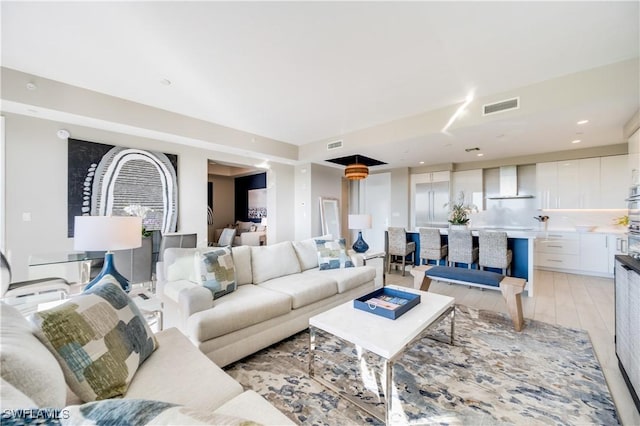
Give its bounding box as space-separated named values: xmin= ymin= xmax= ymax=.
xmin=224 ymin=305 xmax=619 ymax=425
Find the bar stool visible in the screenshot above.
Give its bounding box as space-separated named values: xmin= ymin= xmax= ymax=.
xmin=479 ymin=230 xmax=512 ymax=275
xmin=419 ymin=228 xmax=448 ymax=266
xmin=447 ymin=229 xmax=479 ymax=269
xmin=387 ymin=227 xmax=416 ymax=276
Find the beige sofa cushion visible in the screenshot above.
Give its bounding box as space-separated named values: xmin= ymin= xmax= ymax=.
xmin=231 ymin=245 xmax=253 ymax=285
xmin=0 ymin=378 xmax=36 ymax=410
xmin=292 ymin=239 xmax=319 ymax=271
xmin=258 ymin=273 xmax=338 ymax=309
xmin=124 ymin=328 xmax=243 ymax=412
xmin=164 ymin=248 xmax=200 ymax=283
xmin=187 ymin=285 xmax=292 ymax=342
xmin=303 ymin=266 xmax=376 ymax=293
xmin=250 ymin=242 xmax=301 ymax=284
xmin=292 ymin=235 xmax=333 ymax=271
xmin=0 ymin=303 xmax=67 ymax=408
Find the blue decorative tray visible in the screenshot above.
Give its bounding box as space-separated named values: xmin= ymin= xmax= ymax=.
xmin=354 ymin=287 xmax=420 ymax=320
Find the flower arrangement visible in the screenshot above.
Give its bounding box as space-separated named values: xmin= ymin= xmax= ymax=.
xmin=123 ymin=204 xmax=153 ymax=237
xmin=444 ymin=192 xmax=477 ymax=225
xmin=613 ymin=215 xmax=629 ymax=227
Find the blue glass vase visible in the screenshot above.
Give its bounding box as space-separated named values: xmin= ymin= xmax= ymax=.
xmin=352 ymin=231 xmax=369 ymax=253
xmin=84 ymin=252 xmax=130 ymax=293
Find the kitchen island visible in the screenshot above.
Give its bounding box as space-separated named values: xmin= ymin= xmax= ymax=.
xmin=404 ymin=228 xmax=537 ymax=296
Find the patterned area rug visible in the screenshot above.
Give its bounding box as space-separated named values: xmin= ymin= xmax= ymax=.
xmin=224 ymin=305 xmax=618 ymax=425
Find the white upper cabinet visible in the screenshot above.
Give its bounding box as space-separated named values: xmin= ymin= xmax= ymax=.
xmin=537 ymin=156 xmax=625 ymax=209
xmin=600 ymin=155 xmax=630 ymax=208
xmin=577 ymin=157 xmax=601 ymax=209
xmin=629 ymin=129 xmax=640 ymax=186
xmin=536 ymin=161 xmax=558 ymax=209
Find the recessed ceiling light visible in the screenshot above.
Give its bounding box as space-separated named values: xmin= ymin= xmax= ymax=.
xmin=477 ymin=153 xmax=484 ymax=157
xmin=577 ymin=120 xmax=589 ymax=125
xmin=26 ymin=82 xmax=37 ymax=91
xmin=160 ymin=79 xmax=172 ymax=86
xmin=572 ymin=139 xmax=581 ymax=144
xmin=419 ymin=161 xmax=425 ymax=165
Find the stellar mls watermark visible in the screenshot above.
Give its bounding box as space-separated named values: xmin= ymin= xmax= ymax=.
xmin=2 ymin=408 xmax=71 ymax=421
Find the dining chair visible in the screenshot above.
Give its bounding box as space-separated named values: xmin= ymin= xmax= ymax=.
xmin=387 ymin=227 xmax=416 ymax=276
xmin=158 ymin=233 xmax=198 ymax=262
xmin=210 ymin=228 xmax=237 ymax=248
xmin=419 ymin=227 xmax=448 ymax=266
xmin=1 ymin=251 xmax=70 ymax=300
xmin=479 ymin=230 xmax=513 ymax=275
xmin=447 ymin=229 xmax=479 ymax=269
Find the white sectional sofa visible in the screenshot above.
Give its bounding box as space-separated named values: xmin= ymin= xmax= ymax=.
xmin=0 ymin=301 xmax=293 ymax=425
xmin=157 ymin=238 xmax=377 ymax=367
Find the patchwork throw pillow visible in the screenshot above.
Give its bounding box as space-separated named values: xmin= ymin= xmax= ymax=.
xmin=316 ymin=239 xmax=354 ymax=270
xmin=196 ymin=247 xmax=237 ymax=299
xmin=62 ymin=399 xmax=262 ymax=426
xmin=29 ymin=277 xmax=158 ymax=402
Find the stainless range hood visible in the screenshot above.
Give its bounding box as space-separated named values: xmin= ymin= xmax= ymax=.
xmin=486 ymin=165 xmax=534 ymax=199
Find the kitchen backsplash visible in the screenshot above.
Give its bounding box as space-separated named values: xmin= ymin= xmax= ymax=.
xmin=469 ymin=204 xmax=627 ymax=232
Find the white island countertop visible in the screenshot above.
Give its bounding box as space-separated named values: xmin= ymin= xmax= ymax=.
xmin=411 ymin=226 xmax=628 ymax=238
xmin=411 ymin=227 xmax=538 ymax=239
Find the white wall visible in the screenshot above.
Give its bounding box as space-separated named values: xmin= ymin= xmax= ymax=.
xmin=2 ymin=112 xmax=298 ymax=281
xmin=208 ymin=174 xmax=235 ymax=229
xmin=310 ymin=164 xmax=344 ymax=238
xmin=267 ymin=163 xmax=295 ymax=243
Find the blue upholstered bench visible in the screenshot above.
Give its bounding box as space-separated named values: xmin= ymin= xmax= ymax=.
xmin=424 ymin=266 xmax=504 ymax=289
xmin=410 ymin=265 xmax=527 ymax=331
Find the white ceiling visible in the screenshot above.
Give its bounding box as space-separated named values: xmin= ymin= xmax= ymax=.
xmin=1 ymin=1 xmax=639 ymax=169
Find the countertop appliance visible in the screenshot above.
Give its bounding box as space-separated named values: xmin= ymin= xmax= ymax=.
xmin=627 ymin=185 xmax=640 ymax=259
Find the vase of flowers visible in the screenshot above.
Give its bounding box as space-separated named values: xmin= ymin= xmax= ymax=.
xmin=123 ymin=204 xmax=153 ymax=237
xmin=445 ymin=192 xmax=477 ymax=229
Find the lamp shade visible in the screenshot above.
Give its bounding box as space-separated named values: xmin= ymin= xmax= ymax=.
xmin=344 ymin=163 xmax=369 ymax=180
xmin=74 ymin=215 xmax=142 ymax=251
xmin=348 ymin=214 xmax=372 ymax=230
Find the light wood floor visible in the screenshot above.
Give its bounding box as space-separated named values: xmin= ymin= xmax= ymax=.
xmin=383 ymin=266 xmax=640 ymax=426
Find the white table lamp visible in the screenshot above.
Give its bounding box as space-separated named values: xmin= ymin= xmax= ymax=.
xmin=74 ymin=215 xmax=142 ymax=292
xmin=348 ymin=214 xmax=372 ymax=253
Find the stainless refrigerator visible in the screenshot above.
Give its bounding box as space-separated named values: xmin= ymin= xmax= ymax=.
xmin=414 ymin=181 xmax=450 ymax=228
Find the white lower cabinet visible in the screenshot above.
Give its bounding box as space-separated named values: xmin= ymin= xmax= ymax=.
xmin=535 ymin=232 xmax=621 ymax=276
xmin=535 ymin=233 xmax=579 ymax=270
xmin=579 ymin=233 xmax=609 ymax=274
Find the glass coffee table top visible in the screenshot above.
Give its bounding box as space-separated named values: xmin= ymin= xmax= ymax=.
xmin=28 ymin=251 xmax=105 ymax=266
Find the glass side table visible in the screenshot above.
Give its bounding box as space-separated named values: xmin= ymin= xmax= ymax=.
xmin=129 ymin=285 xmax=163 ymax=332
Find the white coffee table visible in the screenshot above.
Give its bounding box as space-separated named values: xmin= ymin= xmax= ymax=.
xmin=308 ymin=285 xmax=455 ymax=424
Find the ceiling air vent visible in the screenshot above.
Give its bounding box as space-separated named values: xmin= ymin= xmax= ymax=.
xmin=483 ymin=97 xmax=519 ymax=116
xmin=327 ymin=140 xmax=343 ymax=150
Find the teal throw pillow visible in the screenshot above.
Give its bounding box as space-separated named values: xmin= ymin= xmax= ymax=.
xmin=196 ymin=247 xmax=237 ymax=299
xmin=63 ymin=399 xmax=262 ymax=425
xmin=316 ymin=239 xmax=354 ymax=270
xmin=29 ymin=277 xmax=158 ymax=402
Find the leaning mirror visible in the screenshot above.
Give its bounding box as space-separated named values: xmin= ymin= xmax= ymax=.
xmin=319 ymin=197 xmax=340 ymax=239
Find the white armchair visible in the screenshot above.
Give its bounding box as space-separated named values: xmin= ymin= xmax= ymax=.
xmin=239 ymin=231 xmax=266 ymax=246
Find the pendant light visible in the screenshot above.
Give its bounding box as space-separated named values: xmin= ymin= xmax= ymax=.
xmin=344 ymin=155 xmax=369 ymax=180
